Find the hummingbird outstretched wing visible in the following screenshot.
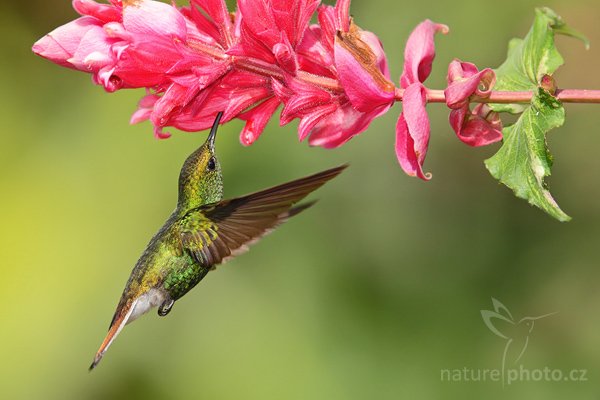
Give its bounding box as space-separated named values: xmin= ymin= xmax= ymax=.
xmin=177 ymin=165 xmax=347 ymax=266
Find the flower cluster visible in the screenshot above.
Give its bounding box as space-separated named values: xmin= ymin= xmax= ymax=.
xmin=32 ymin=0 xmax=501 ymax=179
xmin=445 ymin=60 xmax=502 ymax=147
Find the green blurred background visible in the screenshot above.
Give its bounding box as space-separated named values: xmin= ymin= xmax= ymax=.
xmin=2 ymin=0 xmax=600 ymax=398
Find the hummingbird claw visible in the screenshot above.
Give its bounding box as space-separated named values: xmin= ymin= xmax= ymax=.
xmin=158 ymin=298 xmax=174 ymax=317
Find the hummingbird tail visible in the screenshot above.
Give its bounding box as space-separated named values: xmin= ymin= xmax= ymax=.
xmin=286 ymin=200 xmax=318 ymax=218
xmin=89 ymin=300 xmax=136 ymax=371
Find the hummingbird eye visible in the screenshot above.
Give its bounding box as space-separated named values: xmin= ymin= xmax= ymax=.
xmin=207 ymin=157 xmax=216 ymax=171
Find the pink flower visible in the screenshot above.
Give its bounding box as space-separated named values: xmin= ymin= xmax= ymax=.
xmin=445 ymin=60 xmax=502 ymax=146
xmin=34 ymin=0 xmax=236 ymax=137
xmin=36 ymin=1 xmax=486 ymax=179
xmin=395 ymin=20 xmax=448 ymax=180
xmin=260 ymin=0 xmax=396 ymax=147
xmin=32 ymin=1 xmax=123 ymax=91
xmin=33 ymin=0 xmax=397 ymax=145
xmin=315 ymin=22 xmax=395 ymax=147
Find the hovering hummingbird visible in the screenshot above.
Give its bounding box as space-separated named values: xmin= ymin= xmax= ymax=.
xmin=89 ymin=112 xmax=346 ymax=370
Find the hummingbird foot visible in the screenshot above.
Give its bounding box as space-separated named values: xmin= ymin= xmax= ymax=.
xmin=158 ymin=298 xmax=174 ymax=317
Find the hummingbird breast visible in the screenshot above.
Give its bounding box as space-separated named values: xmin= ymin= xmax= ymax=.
xmin=128 ymin=288 xmax=167 ymax=324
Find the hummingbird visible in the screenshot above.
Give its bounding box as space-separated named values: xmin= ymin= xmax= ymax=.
xmin=89 ymin=112 xmax=346 ymax=370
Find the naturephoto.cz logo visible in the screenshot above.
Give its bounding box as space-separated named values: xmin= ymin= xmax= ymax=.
xmin=440 ymin=298 xmax=588 ymax=386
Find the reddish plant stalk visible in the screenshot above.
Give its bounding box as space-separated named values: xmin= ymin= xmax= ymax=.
xmin=394 ymin=88 xmax=600 ymax=104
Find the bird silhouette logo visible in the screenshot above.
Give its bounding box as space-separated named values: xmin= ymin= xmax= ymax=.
xmin=481 ymin=298 xmax=556 ymax=382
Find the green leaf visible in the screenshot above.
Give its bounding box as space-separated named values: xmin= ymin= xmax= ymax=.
xmin=485 ymin=89 xmax=570 ymax=221
xmin=484 ymin=8 xmax=587 ymax=221
xmin=491 ymin=7 xmax=588 ymax=113
xmin=543 ymin=7 xmax=590 ymax=50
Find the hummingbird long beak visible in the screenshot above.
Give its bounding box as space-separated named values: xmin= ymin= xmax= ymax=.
xmin=89 ymin=299 xmax=137 ymax=371
xmin=207 ymin=111 xmax=223 ymax=150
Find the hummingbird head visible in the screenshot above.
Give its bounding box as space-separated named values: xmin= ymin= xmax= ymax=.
xmin=177 ymin=112 xmax=224 ymax=210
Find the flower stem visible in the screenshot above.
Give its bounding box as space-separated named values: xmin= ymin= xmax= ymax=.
xmin=549 ymin=89 xmax=600 ymax=103
xmin=395 ymin=88 xmax=600 ymax=104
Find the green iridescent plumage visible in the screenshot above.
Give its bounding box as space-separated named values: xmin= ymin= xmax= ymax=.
xmin=89 ymin=112 xmax=346 ymax=370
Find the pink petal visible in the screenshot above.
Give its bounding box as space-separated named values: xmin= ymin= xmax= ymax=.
xmin=395 ymin=83 xmax=431 ymax=180
xmin=154 ymin=127 xmax=172 ymax=139
xmin=227 ymin=21 xmax=276 ymax=63
xmin=150 ymin=81 xmax=198 ymax=137
xmin=70 ymin=25 xmax=115 ymax=70
xmin=166 ymin=71 xmax=272 ymax=133
xmin=274 ymin=76 xmax=333 ymax=124
xmin=115 ymin=38 xmax=213 ymax=89
xmin=237 ymin=0 xmax=279 ymax=49
xmin=150 ymin=66 xmax=232 ymax=132
xmin=130 ymin=106 xmax=155 ymax=125
xmin=359 ymin=30 xmax=390 ymax=78
xmin=335 ymin=0 xmax=351 ymax=33
xmin=223 ymin=86 xmax=273 ymax=121
xmin=334 ymin=29 xmax=394 ymax=113
xmin=400 ymin=20 xmax=448 ymax=88
xmin=307 ymin=101 xmax=384 ymax=148
xmin=270 ymin=0 xmax=320 ymax=47
xmin=180 ymin=5 xmax=221 ymax=47
xmin=95 ymin=65 xmax=123 ymax=92
xmin=103 ymin=22 xmax=132 ymax=41
xmin=297 ymin=103 xmax=338 ymax=141
xmin=233 ymin=0 xmax=319 ymax=67
xmin=449 ymin=104 xmax=502 ymax=147
xmin=315 ymin=0 xmax=350 ymax=51
xmin=72 ymin=0 xmax=122 ymax=23
xmin=122 ymin=0 xmax=187 ymax=40
xmin=272 ymin=76 xmax=351 ymax=143
xmin=444 ymin=60 xmax=502 ymax=146
xmin=190 ymin=62 xmax=230 ymax=90
xmin=316 ymin=5 xmax=336 ymax=53
xmin=32 ymin=17 xmax=102 ymax=68
xmin=271 ymin=77 xmax=293 ymax=102
xmin=190 ymin=0 xmax=234 ymax=46
xmin=238 ymin=0 xmax=319 ymax=50
xmin=130 ymin=93 xmax=159 ymax=124
xmin=77 ymin=1 xmax=201 ymax=90
xmin=296 ymin=25 xmax=335 ymax=77
xmin=169 ymin=93 xmax=231 ymax=133
xmin=445 ymin=60 xmax=495 ymax=109
xmin=273 ymin=33 xmax=298 ymax=75
xmin=447 ymin=59 xmax=479 ymax=83
xmin=239 ymin=96 xmax=281 ymax=145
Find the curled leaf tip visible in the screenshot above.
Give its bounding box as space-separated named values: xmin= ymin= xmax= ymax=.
xmin=537 ymin=7 xmax=590 ymax=49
